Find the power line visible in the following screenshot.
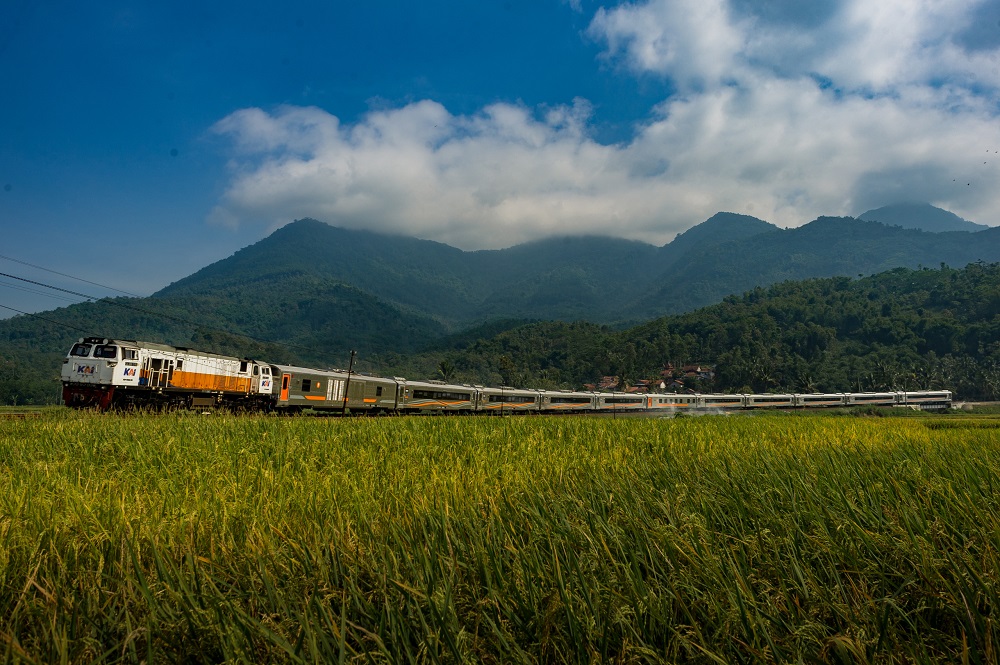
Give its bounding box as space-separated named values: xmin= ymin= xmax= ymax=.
xmin=0 ymin=271 xmax=321 ymax=355
xmin=0 ymin=271 xmax=97 ymax=301
xmin=0 ymin=278 xmax=81 ymax=302
xmin=0 ymin=253 xmax=142 ymax=298
xmin=0 ymin=303 xmax=94 ymax=335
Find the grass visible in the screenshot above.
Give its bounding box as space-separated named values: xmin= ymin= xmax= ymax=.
xmin=1 ymin=412 xmax=999 ymax=662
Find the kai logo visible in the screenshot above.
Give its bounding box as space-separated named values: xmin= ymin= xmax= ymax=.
xmin=75 ymin=364 xmax=95 ymax=375
xmin=123 ymin=367 xmax=137 ymax=377
xmin=261 ymin=378 xmax=271 ymax=389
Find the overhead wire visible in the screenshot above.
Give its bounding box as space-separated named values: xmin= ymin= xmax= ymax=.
xmin=0 ymin=253 xmax=142 ymax=297
xmin=0 ymin=268 xmax=322 ymax=355
xmin=0 ymin=278 xmax=81 ymax=302
xmin=0 ymin=303 xmax=93 ymax=334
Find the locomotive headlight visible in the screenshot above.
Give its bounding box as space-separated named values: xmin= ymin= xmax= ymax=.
xmin=108 ymin=362 xmax=117 ymax=368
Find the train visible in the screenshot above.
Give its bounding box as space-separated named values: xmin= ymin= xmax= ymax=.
xmin=60 ymin=337 xmax=954 ymax=413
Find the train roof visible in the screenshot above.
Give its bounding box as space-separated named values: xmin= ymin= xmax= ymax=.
xmin=75 ymin=337 xmax=254 ymax=362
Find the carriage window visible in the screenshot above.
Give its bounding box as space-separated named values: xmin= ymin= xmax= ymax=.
xmin=93 ymin=345 xmax=118 ymax=359
xmin=70 ymin=343 xmax=92 ymax=357
xmin=490 ymin=394 xmax=537 ymax=403
xmin=376 ymin=386 xmax=383 ymax=396
xmin=412 ymin=389 xmax=470 ymax=400
xmin=301 ymin=379 xmax=311 ymax=392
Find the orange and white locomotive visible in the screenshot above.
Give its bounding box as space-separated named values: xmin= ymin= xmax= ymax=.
xmin=61 ymin=337 xmax=274 ymax=410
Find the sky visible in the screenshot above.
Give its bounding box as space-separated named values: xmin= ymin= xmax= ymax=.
xmin=1 ymin=0 xmax=999 ymax=317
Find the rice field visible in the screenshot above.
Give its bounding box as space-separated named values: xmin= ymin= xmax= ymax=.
xmin=1 ymin=412 xmax=1000 ymax=663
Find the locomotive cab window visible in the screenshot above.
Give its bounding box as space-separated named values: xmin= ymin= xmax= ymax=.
xmin=122 ymin=348 xmax=138 ymax=361
xmin=93 ymin=345 xmax=118 ymax=359
xmin=240 ymin=361 xmax=248 ymax=373
xmin=70 ymin=343 xmax=93 ymax=357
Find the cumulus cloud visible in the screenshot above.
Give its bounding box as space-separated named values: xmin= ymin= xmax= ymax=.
xmin=209 ymin=0 xmax=1000 ymax=248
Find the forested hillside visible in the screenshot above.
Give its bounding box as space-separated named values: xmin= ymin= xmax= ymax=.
xmin=418 ymin=263 xmax=1000 ymax=399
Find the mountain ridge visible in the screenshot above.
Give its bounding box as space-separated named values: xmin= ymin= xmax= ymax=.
xmin=858 ymin=202 xmax=988 ymax=233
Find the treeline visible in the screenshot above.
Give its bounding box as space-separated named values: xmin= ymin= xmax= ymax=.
xmin=416 ymin=262 xmax=1000 ymax=399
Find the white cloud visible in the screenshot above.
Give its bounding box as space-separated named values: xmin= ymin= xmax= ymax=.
xmin=589 ymin=0 xmax=746 ymax=89
xmin=591 ymin=0 xmax=1000 ymax=95
xmin=209 ymin=0 xmax=1000 ymax=248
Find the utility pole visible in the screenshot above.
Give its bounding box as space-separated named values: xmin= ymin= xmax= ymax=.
xmin=342 ymin=350 xmax=356 ymax=416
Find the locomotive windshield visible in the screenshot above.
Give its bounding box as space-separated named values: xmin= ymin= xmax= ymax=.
xmin=92 ymin=345 xmax=119 ymax=359
xmin=70 ymin=343 xmax=92 ymax=357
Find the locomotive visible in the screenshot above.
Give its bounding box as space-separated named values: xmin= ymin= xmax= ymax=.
xmin=61 ymin=337 xmax=954 ymax=413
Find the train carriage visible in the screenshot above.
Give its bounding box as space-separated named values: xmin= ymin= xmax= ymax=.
xmin=701 ymin=394 xmax=746 ymax=409
xmin=271 ymin=364 xmax=397 ymax=413
xmin=900 ymin=390 xmax=953 ymax=409
xmin=795 ymin=393 xmax=849 ymax=408
xmin=398 ymin=380 xmax=477 ymax=413
xmin=479 ymin=387 xmax=542 ymax=413
xmin=539 ymin=391 xmax=596 ymax=412
xmin=846 ymin=392 xmax=900 ymax=406
xmin=597 ymin=393 xmax=648 ymax=411
xmin=745 ymin=394 xmax=796 ymax=409
xmin=645 ymin=394 xmax=699 ymax=412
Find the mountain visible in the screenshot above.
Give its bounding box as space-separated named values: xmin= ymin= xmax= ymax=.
xmin=156 ymin=214 xmax=781 ymax=327
xmin=7 ymin=209 xmax=1000 ymax=404
xmin=858 ymin=202 xmax=989 ymax=233
xmin=657 ymin=212 xmax=779 ymax=268
xmin=159 ymin=220 xmax=662 ymax=326
xmin=158 ymin=221 xmax=475 ymax=324
xmin=626 ymin=216 xmax=1000 ymax=319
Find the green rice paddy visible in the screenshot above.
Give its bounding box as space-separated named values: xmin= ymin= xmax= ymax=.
xmin=1 ymin=412 xmax=999 ymax=663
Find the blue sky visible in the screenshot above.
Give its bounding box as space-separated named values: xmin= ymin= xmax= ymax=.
xmin=2 ymin=0 xmax=999 ymax=317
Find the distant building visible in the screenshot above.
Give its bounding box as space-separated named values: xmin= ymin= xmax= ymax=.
xmin=598 ymin=376 xmax=619 ymax=390
xmin=683 ymin=364 xmax=715 ymax=381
